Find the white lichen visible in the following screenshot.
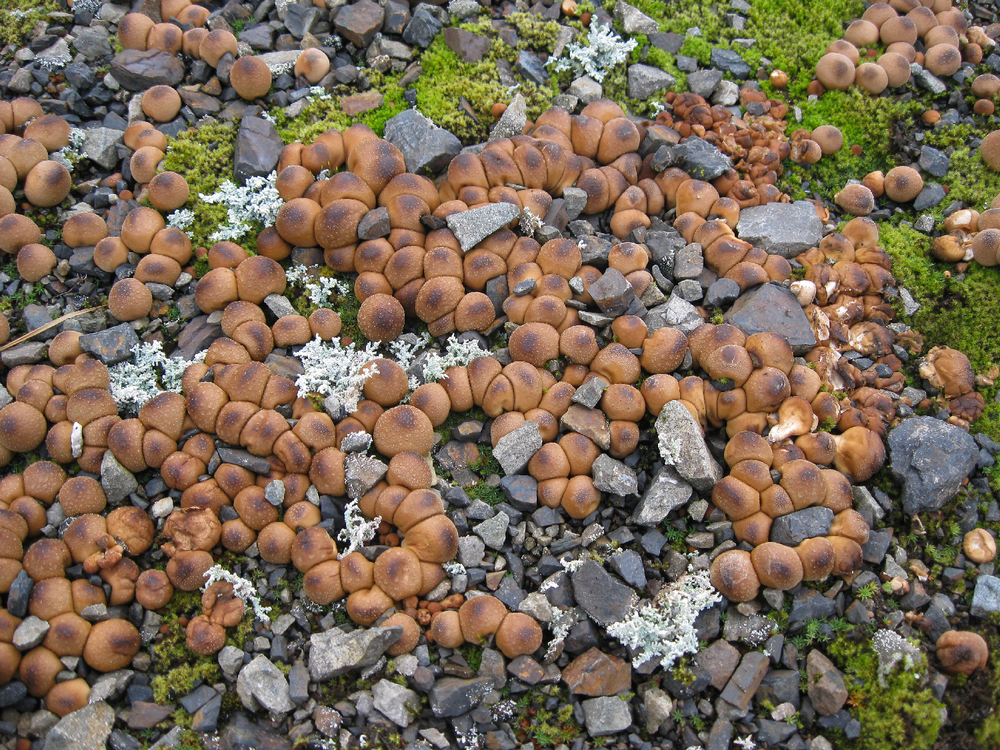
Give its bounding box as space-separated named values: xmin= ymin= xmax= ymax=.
xmin=422 ymin=335 xmax=488 ymax=382
xmin=546 ymin=23 xmax=637 ymax=83
xmin=53 ymin=128 xmax=88 ymax=169
xmin=734 ymin=736 xmax=758 ymax=750
xmin=108 ymin=341 xmax=205 ymax=415
xmin=543 ymin=607 xmax=576 ymax=661
xmin=606 ymin=568 xmax=721 ymax=668
xmin=519 ymin=207 xmax=544 ymax=235
xmin=442 ymin=561 xmax=467 ymax=577
xmin=72 ymin=0 xmax=104 ymax=13
xmin=338 ymin=499 xmax=381 ymax=556
xmin=199 ymin=171 xmax=283 ymax=243
xmin=872 ymin=628 xmax=925 ymax=687
xmin=203 ymin=564 xmax=272 ymax=623
xmin=284 ymin=264 xmax=351 ymax=309
xmin=294 ymin=336 xmax=381 ymax=413
xmin=166 ymin=208 xmax=195 ymax=231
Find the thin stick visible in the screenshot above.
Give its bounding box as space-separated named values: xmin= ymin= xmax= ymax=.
xmin=0 ymin=305 xmax=108 ymax=353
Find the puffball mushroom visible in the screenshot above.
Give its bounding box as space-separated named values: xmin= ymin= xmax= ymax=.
xmin=230 ymin=55 xmax=273 ymax=101
xmin=815 ymin=53 xmax=857 ymax=90
xmin=750 ymin=542 xmax=804 ymax=590
xmin=82 ymin=619 xmax=141 ymax=671
xmin=710 ymin=549 xmax=760 ymax=602
xmin=981 ymin=130 xmax=1000 ymax=171
xmin=936 ymin=630 xmax=989 ymax=675
xmin=963 ymin=528 xmax=997 ymax=564
xmin=835 ymin=183 xmax=876 ymax=216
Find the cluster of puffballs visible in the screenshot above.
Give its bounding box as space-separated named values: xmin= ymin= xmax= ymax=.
xmin=814 ymin=0 xmax=993 ymax=96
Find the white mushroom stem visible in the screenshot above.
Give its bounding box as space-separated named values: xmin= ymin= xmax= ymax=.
xmin=766 ymin=396 xmax=819 ymax=443
xmin=70 ymin=421 xmax=84 ymax=459
xmin=790 ymin=279 xmax=816 ymax=306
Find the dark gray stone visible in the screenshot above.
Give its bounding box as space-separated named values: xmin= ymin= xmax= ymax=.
xmin=687 ymin=69 xmax=724 ymax=98
xmin=788 ymin=589 xmax=837 ymax=623
xmin=695 ymin=639 xmax=741 ymax=690
xmin=757 ymin=669 xmax=801 ymax=709
xmin=581 ymin=695 xmax=632 ymax=737
xmin=704 ymin=278 xmax=741 ymax=309
xmin=308 ymin=626 xmax=402 ymax=680
xmin=736 ymin=201 xmax=823 ymax=257
xmin=627 ymin=64 xmax=676 ymax=99
xmin=110 ymin=50 xmax=184 ymax=91
xmin=588 ymin=268 xmax=636 ymax=317
xmin=234 ymin=116 xmax=282 ymax=184
xmin=769 ymin=507 xmax=834 ymax=546
xmin=383 ymin=108 xmax=462 ymax=176
xmin=913 ymin=183 xmax=946 ymax=211
xmin=516 ymin=50 xmax=549 ymax=85
xmin=403 ymin=5 xmax=444 ymax=48
xmin=609 ymin=549 xmax=646 ymax=589
xmin=571 ymin=560 xmax=637 ymax=627
xmin=217 ymin=446 xmax=272 ymax=474
xmin=806 ymin=650 xmax=848 ymax=716
xmin=357 ymin=207 xmax=391 ymax=240
xmin=919 ymin=146 xmax=950 ymax=178
xmin=719 ymin=651 xmax=769 ymax=710
xmin=443 ymin=27 xmax=490 ymax=63
xmin=592 ymin=454 xmax=638 ymax=496
xmin=500 ymin=475 xmax=538 ymax=512
xmin=80 ymin=323 xmax=140 ymax=365
xmin=427 ymin=676 xmax=493 ymax=717
xmin=672 ymin=137 xmax=733 ymax=181
xmin=629 ymin=465 xmax=692 ymax=526
xmin=44 ymin=702 xmax=115 ymax=750
xmin=6 ymin=570 xmax=31 ymax=618
xmin=383 ymin=1 xmax=410 ymax=34
xmin=971 ymin=574 xmax=1000 ymax=618
xmin=446 ymin=202 xmax=521 ymax=253
xmin=888 ymin=416 xmax=979 ymax=514
xmin=723 ymin=283 xmax=817 ymax=354
xmin=711 ymin=48 xmax=750 ymax=78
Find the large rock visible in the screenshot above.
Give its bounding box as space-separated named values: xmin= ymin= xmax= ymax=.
xmin=655 ymin=400 xmax=723 ymax=493
xmin=334 ymin=0 xmax=385 ymax=47
xmin=427 ymin=676 xmax=493 ymax=717
xmin=563 ymin=648 xmax=632 ymax=696
xmin=44 ymin=701 xmax=115 ymax=750
xmin=581 ymin=696 xmax=633 ymax=736
xmin=372 ymin=679 xmax=421 ymax=727
xmin=719 ymin=651 xmax=769 ymax=711
xmin=628 ymin=64 xmax=676 ymax=99
xmin=236 ymin=655 xmax=293 ymax=715
xmin=646 ymin=292 xmax=703 ymax=335
xmin=234 ymin=116 xmax=282 ymax=184
xmin=888 ymin=417 xmax=979 ymax=514
xmin=723 ymin=283 xmax=817 ymax=354
xmin=82 ymin=128 xmax=124 ymax=170
xmin=614 ymin=0 xmax=658 ymax=34
xmin=80 ymin=323 xmax=140 ymax=365
xmin=383 ymin=109 xmax=462 ymax=176
xmin=110 ymin=50 xmax=184 ymax=91
xmin=571 ymin=560 xmax=637 ymax=627
xmin=308 ymin=626 xmax=402 ymax=680
xmin=769 ymin=507 xmax=834 ymax=546
xmin=630 ymin=465 xmax=692 ymax=525
xmin=736 ymin=201 xmax=823 ymax=258
xmin=671 ymin=138 xmax=733 ymax=181
xmin=492 ymin=420 xmax=542 ymax=475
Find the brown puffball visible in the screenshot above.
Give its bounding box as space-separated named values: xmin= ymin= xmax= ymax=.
xmin=357 ymin=293 xmax=405 ymax=342
xmin=710 ymin=549 xmax=760 ymax=602
xmin=936 ymin=630 xmax=989 ymax=675
xmin=24 ymin=161 xmax=71 ymax=207
xmin=108 ymin=278 xmax=153 ymax=322
xmin=230 ymin=56 xmax=273 ymax=101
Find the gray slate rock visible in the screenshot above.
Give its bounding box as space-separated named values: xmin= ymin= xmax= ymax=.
xmin=110 ymin=50 xmax=184 ymax=90
xmin=719 ymin=651 xmax=769 ymax=710
xmin=308 ymin=626 xmax=402 ymax=680
xmin=672 ymin=138 xmax=733 ymax=181
xmin=43 ymin=701 xmax=115 ymax=750
xmin=490 ymin=94 xmax=527 ymax=141
xmin=234 ymin=116 xmax=282 ymax=184
xmin=403 ymin=5 xmax=444 ymax=48
xmin=581 ymin=696 xmax=633 ymax=737
xmin=614 ymin=0 xmax=658 ymax=34
xmin=83 ymin=128 xmax=124 ymax=170
xmin=646 ymin=292 xmax=703 ymax=335
xmin=736 ymin=201 xmax=823 ymax=257
xmin=384 ymin=108 xmax=462 ymax=176
xmin=473 ymin=511 xmax=509 ymax=550
xmin=101 ymin=451 xmax=138 ymax=505
xmin=769 ymin=507 xmax=834 ymax=546
xmin=447 ymin=201 xmax=521 ymax=252
xmin=571 ymin=560 xmax=638 ymax=627
xmin=13 ymin=615 xmax=49 ymax=650
xmin=630 ymin=465 xmax=693 ymax=526
xmin=687 ymin=69 xmax=724 ymax=98
xmin=888 ymin=417 xmax=979 ymax=514
xmin=628 ymin=64 xmax=676 ymax=99
xmin=428 ymin=676 xmax=493 ymax=717
xmin=655 ymin=400 xmax=723 ymax=493
xmin=237 ymin=655 xmax=293 ymax=715
xmin=80 ymin=323 xmax=140 ymax=365
xmin=919 ymin=146 xmax=950 ymax=178
xmin=372 ymin=679 xmax=421 ymax=727
xmin=723 ymin=283 xmax=817 ymax=354
xmin=516 ymin=50 xmax=549 ymax=85
xmin=711 ymin=48 xmax=750 ymax=78
xmin=971 ymin=574 xmax=1000 ymax=618
xmin=592 ymin=454 xmax=638 ymax=496
xmin=493 ymin=421 xmax=542 ymax=475
xmin=588 ymin=267 xmax=636 ymax=317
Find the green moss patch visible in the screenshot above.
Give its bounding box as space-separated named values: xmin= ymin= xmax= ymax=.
xmin=0 ymin=1 xmax=59 ymax=48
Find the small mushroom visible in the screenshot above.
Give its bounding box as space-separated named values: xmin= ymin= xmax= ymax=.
xmin=963 ymin=528 xmax=997 ymax=564
xmin=936 ymin=630 xmax=989 ymax=675
xmin=710 ymin=549 xmax=760 ymax=602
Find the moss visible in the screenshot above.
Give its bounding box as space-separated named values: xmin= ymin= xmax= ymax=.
xmin=151 ymin=661 xmax=222 ymax=704
xmin=924 ymin=126 xmax=1000 ymax=214
xmin=0 ymin=0 xmax=59 ymax=48
xmin=161 ymin=121 xmax=238 ymax=250
xmin=413 ymin=33 xmax=558 ymax=144
xmin=507 ymin=12 xmax=561 ymax=53
xmin=826 ymin=634 xmax=943 ymax=750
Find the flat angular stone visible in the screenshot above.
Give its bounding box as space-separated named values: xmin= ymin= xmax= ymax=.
xmin=237 ymin=655 xmax=293 ymax=715
xmin=308 ymin=626 xmax=402 ymax=680
xmin=345 ymin=453 xmax=387 ymax=498
xmin=219 ymin=713 xmax=290 ymax=750
xmin=571 ymin=376 xmax=608 ymax=409
xmin=490 ymin=93 xmax=527 ymax=142
xmin=711 ymin=48 xmax=750 ymax=78
xmin=82 ymin=127 xmax=124 ymax=170
xmin=581 ymin=695 xmax=633 ymax=736
xmin=588 ymin=267 xmax=636 ymax=316
xmin=110 ymin=50 xmax=184 ymax=90
xmin=645 ymin=293 xmax=703 ymax=335
xmin=788 ymin=589 xmax=837 ymax=623
xmin=737 ymin=201 xmax=823 ymax=258
xmin=888 ymin=416 xmax=979 ymax=515
xmin=627 ymin=64 xmax=676 ymax=99
xmin=592 ymin=454 xmax=638 ymax=496
xmin=971 ymin=574 xmax=1000 ymax=618
xmin=427 ymin=676 xmax=493 ymax=717
xmin=233 ymin=116 xmax=282 ymax=184
xmin=672 ymin=137 xmax=733 ymax=181
xmin=80 ymin=323 xmax=140 ymax=365
xmin=500 ymin=474 xmax=538 ymax=512
xmin=806 ymin=650 xmax=848 ymax=716
xmin=403 ymin=5 xmax=444 ymax=48
xmin=44 ymin=701 xmax=114 ymax=750
xmin=723 ymin=283 xmax=817 ymax=354
xmin=372 ymin=679 xmax=421 ymax=727
xmin=571 ymin=560 xmax=637 ymax=627
xmin=340 ymin=91 xmax=384 ymax=116
xmin=334 ymin=0 xmax=384 ymax=47
xmin=384 ymin=108 xmax=462 ymax=176
xmin=769 ymin=507 xmax=834 ymax=546
xmin=614 ymin=0 xmax=658 ymax=34
xmin=560 ymin=404 xmax=611 ymax=450
xmin=687 ymin=69 xmax=724 ymax=98
xmin=719 ymin=651 xmax=769 ymax=710
xmin=630 ymin=465 xmax=692 ymax=526
xmin=695 ymin=639 xmax=741 ymax=690
xmin=217 ymin=446 xmax=272 ymax=474
xmin=655 ymin=400 xmax=723 ymax=493
xmin=473 ymin=511 xmax=509 ymax=550
xmin=447 ymin=202 xmax=521 ymax=253
xmin=443 ymin=27 xmax=490 ymax=62
xmin=493 ymin=421 xmax=542 ymax=475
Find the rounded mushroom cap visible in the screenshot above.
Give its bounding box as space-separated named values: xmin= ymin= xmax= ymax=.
xmin=936 ymin=630 xmax=989 ymax=675
xmin=135 ymin=568 xmax=174 ymax=610
xmin=963 ymin=528 xmax=997 ymax=564
xmin=358 ymin=293 xmax=406 ymax=343
xmin=816 ymin=53 xmax=856 ymax=90
xmin=373 ymin=405 xmax=435 ymax=457
xmin=373 ymin=546 xmax=423 ymax=601
xmin=883 ymin=165 xmax=924 ymax=202
xmin=186 ymin=614 xmax=227 ymax=656
xmin=811 ymin=125 xmax=844 ymax=155
xmin=258 ymin=521 xmax=296 ymax=565
xmin=855 ymin=62 xmax=889 ymax=95
xmin=495 ymin=612 xmax=543 ymax=658
xmin=710 ymin=549 xmax=760 ymax=602
xmin=230 ymin=55 xmax=273 ymax=100
xmin=982 ymin=131 xmax=1000 ymax=171
xmin=108 ymin=278 xmax=153 ymax=322
xmin=0 ymin=402 xmax=46 ymax=453
xmin=16 ymin=243 xmax=56 ymax=282
xmin=147 ymin=171 xmax=190 ymax=212
xmin=83 ymin=618 xmax=141 ymax=672
xmin=46 ymin=677 xmax=90 ymax=717
xmin=165 ymin=549 xmax=214 ymax=590
xmin=24 ymin=161 xmax=71 ymax=208
xmin=199 ymin=28 xmax=238 ymax=67
xmin=459 ymin=594 xmax=508 ymax=643
xmin=19 ymin=646 xmax=62 ymax=697
xmin=793 ymin=537 xmax=836 ymax=581
xmin=346 ymin=586 xmax=393 ymax=626
xmin=878 ymin=52 xmax=913 ymax=87
xmin=62 ymin=213 xmax=108 ymax=249
xmin=294 ymin=48 xmax=332 ymax=84
xmin=750 ymin=542 xmax=804 ymax=590
xmin=835 ymin=183 xmax=876 ymax=216
xmin=401 ymin=514 xmax=459 ymax=563
xmin=430 ymin=609 xmax=465 ymax=648
xmin=141 ymin=85 xmax=182 ymax=123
